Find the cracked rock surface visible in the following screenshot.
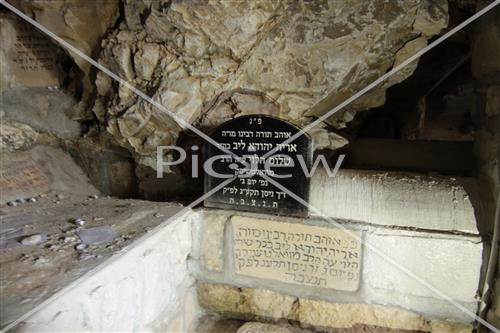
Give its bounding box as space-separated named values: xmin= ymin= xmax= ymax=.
xmin=92 ymin=0 xmax=448 ymax=167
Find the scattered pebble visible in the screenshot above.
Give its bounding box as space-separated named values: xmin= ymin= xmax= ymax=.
xmin=54 ymin=200 xmax=61 ymax=205
xmin=34 ymin=257 xmax=49 ymax=265
xmin=56 ymin=194 xmax=65 ymax=200
xmin=78 ymin=226 xmax=117 ymax=244
xmin=7 ymin=201 xmax=17 ymax=207
xmin=78 ymin=253 xmax=96 ymax=261
xmin=93 ymin=217 xmax=104 ymax=222
xmin=28 ymin=197 xmax=37 ymax=203
xmin=63 ymin=236 xmax=77 ymax=243
xmin=154 ymin=213 xmax=164 ymax=218
xmin=75 ymin=243 xmax=88 ymax=252
xmin=47 ymin=244 xmax=60 ymax=252
xmin=74 ymin=218 xmax=86 ymax=227
xmin=39 ymin=194 xmax=47 ymax=198
xmin=20 ymin=234 xmax=43 ymax=246
xmin=90 ymin=194 xmax=99 ymax=199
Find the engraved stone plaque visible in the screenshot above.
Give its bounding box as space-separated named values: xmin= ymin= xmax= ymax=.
xmin=204 ymin=115 xmax=312 ymax=217
xmin=232 ymin=216 xmax=362 ymax=291
xmin=0 ymin=155 xmax=50 ymax=202
xmin=0 ymin=13 xmax=60 ymax=87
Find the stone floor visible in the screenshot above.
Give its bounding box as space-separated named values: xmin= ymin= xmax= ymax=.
xmin=0 ymin=192 xmax=183 ymax=328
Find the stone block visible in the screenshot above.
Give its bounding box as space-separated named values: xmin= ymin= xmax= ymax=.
xmin=297 ymin=299 xmax=429 ymax=331
xmin=198 ymin=213 xmax=227 ymax=272
xmin=241 ymin=288 xmax=298 ymax=321
xmin=310 ymin=169 xmax=480 ymax=234
xmin=231 ymin=216 xmax=362 ymax=291
xmin=196 ymin=283 xmax=449 ymax=332
xmin=429 ymin=321 xmax=472 ymax=333
xmin=197 ymin=282 xmax=297 ymax=321
xmin=363 ymin=230 xmax=483 ymax=303
xmin=209 ymin=211 xmax=483 ymax=323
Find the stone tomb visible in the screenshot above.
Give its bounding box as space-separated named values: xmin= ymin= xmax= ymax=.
xmin=204 ymin=115 xmax=312 ymax=217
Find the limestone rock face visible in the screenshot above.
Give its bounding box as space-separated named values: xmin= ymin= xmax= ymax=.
xmin=0 ymin=120 xmax=38 ymax=153
xmin=0 ymin=13 xmax=61 ymax=89
xmin=1 ymin=87 xmax=81 ymax=140
xmin=95 ymin=0 xmax=448 ymax=166
xmin=9 ymin=0 xmax=119 ymax=114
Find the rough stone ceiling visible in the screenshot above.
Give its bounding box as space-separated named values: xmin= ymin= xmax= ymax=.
xmin=5 ymin=0 xmax=450 ymax=169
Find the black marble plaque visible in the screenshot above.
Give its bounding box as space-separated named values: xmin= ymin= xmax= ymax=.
xmin=203 ymin=115 xmax=311 ymax=217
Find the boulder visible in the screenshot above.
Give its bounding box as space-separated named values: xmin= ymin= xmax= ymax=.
xmin=95 ymin=0 xmax=449 ymax=167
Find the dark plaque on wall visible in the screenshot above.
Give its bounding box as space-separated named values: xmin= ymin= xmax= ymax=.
xmin=203 ymin=115 xmax=312 ymax=217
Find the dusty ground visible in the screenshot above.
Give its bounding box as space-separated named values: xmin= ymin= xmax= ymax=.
xmin=0 ymin=192 xmax=183 ymax=329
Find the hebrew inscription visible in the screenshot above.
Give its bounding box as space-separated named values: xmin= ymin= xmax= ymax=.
xmin=1 ymin=13 xmax=59 ymax=87
xmin=232 ymin=216 xmax=362 ymax=291
xmin=0 ymin=155 xmax=50 ymax=202
xmin=204 ymin=115 xmax=311 ymax=217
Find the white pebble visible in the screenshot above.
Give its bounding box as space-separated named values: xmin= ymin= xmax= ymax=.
xmin=63 ymin=236 xmax=76 ymax=243
xmin=75 ymin=218 xmax=86 ymax=226
xmin=75 ymin=243 xmax=88 ymax=251
xmin=21 ymin=234 xmax=43 ymax=246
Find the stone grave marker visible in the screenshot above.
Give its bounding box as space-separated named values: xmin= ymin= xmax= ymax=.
xmin=204 ymin=115 xmax=312 ymax=217
xmin=0 ymin=155 xmax=51 ymax=203
xmin=0 ymin=13 xmax=60 ymax=88
xmin=232 ymin=216 xmax=362 ymax=291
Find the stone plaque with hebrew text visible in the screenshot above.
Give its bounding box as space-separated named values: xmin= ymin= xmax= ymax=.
xmin=0 ymin=155 xmax=50 ymax=203
xmin=204 ymin=115 xmax=312 ymax=217
xmin=232 ymin=216 xmax=362 ymax=291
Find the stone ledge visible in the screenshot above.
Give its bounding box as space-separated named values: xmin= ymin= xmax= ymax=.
xmin=197 ymin=282 xmax=473 ymax=333
xmin=310 ymin=169 xmax=484 ymax=234
xmin=5 ymin=209 xmax=198 ymax=332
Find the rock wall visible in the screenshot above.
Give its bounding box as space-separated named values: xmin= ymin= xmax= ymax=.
xmin=1 ymin=0 xmax=451 ymax=170
xmin=8 ymin=0 xmax=119 ymax=117
xmin=471 ymin=2 xmax=500 ymax=329
xmin=94 ymin=0 xmax=448 ymax=167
